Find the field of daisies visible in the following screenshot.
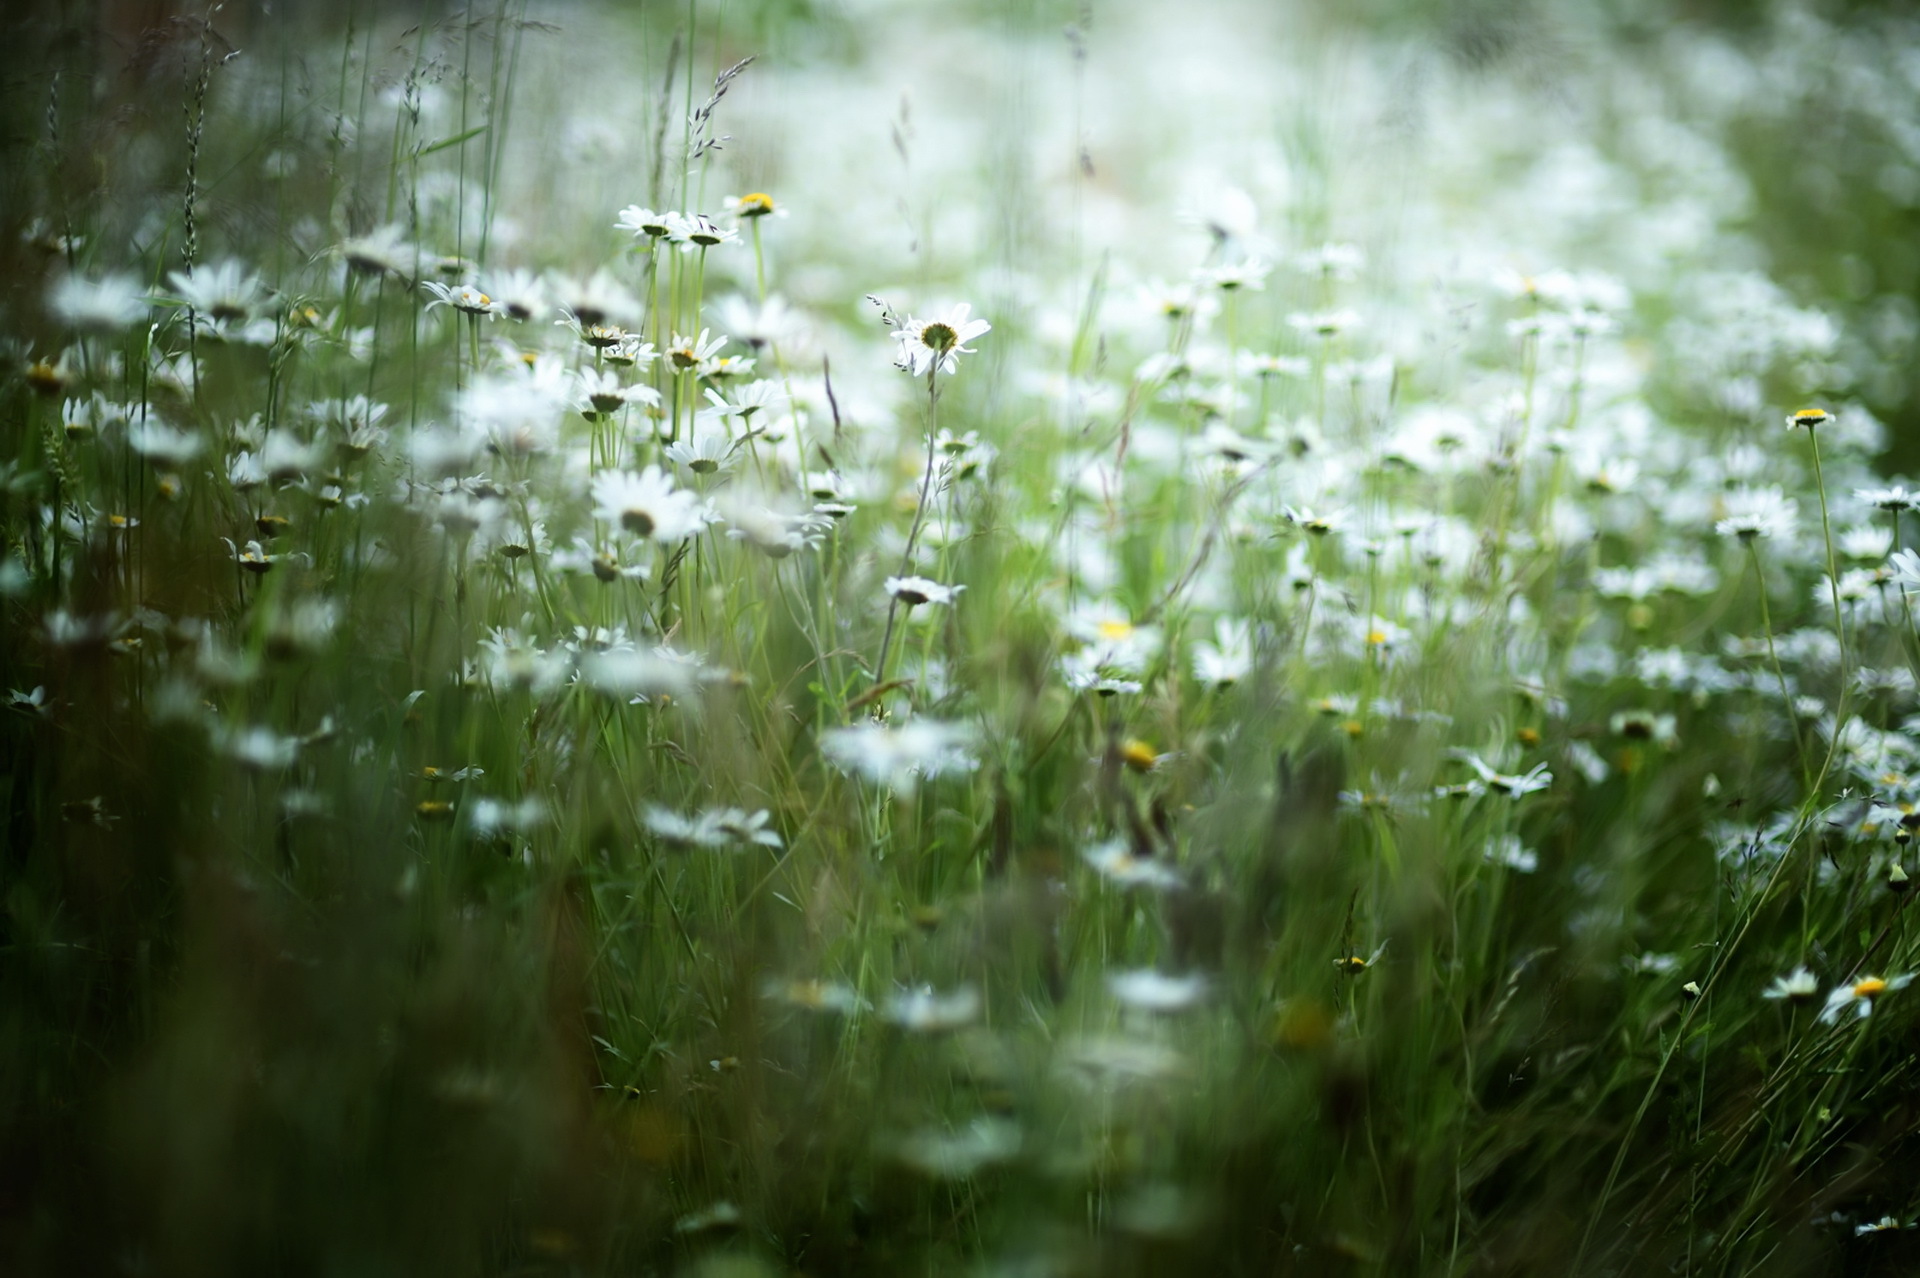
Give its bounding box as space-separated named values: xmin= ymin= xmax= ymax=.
xmin=11 ymin=0 xmax=1920 ymax=1273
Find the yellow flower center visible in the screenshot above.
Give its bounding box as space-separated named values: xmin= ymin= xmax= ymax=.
xmin=738 ymin=192 xmax=776 ymax=216
xmin=1854 ymin=977 xmax=1890 ymax=999
xmin=1095 ymin=619 xmax=1134 ymax=641
xmin=1120 ymin=739 xmax=1157 ymax=772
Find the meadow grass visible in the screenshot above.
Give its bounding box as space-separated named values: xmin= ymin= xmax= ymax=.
xmin=8 ymin=1 xmax=1920 ymax=1274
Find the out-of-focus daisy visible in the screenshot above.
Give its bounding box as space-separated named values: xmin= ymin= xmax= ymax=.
xmin=337 ymin=224 xmax=413 ymax=277
xmin=484 ymin=269 xmax=548 ymax=321
xmin=885 ymin=575 xmax=963 ymax=607
xmin=1108 ymin=969 xmax=1209 ymax=1012
xmin=1461 ymin=753 xmax=1554 ymax=798
xmin=1715 ymin=486 xmax=1798 ymax=541
xmin=48 ymin=272 xmax=147 ymax=331
xmin=642 ymin=804 xmax=782 ymax=849
xmin=590 ymin=467 xmax=705 ymax=541
xmin=819 ymin=719 xmax=978 ymax=791
xmin=724 ymin=191 xmax=787 ymax=221
xmin=165 ymin=259 xmax=267 ymax=324
xmin=663 ymin=424 xmax=742 ymax=475
xmin=1083 ymin=838 xmax=1182 ymax=890
xmin=1762 ymin=967 xmax=1820 ymax=1003
xmin=1819 ymin=973 xmax=1913 ymax=1024
xmin=883 ymin=984 xmax=981 ymax=1032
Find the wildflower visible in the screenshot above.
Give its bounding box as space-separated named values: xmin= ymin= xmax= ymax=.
xmin=224 ymin=538 xmax=296 ymax=574
xmin=1192 ymin=617 xmax=1255 ymax=687
xmin=1201 ymin=258 xmax=1270 ymax=291
xmin=1335 ymin=943 xmax=1387 ymax=975
xmin=575 ymin=368 xmax=660 ymax=418
xmin=590 ymin=467 xmax=705 ymax=541
xmin=1108 ymin=969 xmax=1209 ymax=1012
xmin=1855 ymin=1216 xmax=1907 ymax=1236
xmin=1889 ymin=548 xmax=1920 ymax=594
xmin=422 ymin=281 xmax=501 ymax=317
xmin=724 ymin=191 xmax=785 ymax=220
xmin=25 ymin=350 xmax=74 ymax=397
xmin=166 ymin=259 xmax=267 ymax=324
xmin=701 ymin=300 xmax=790 ymax=359
xmin=128 ymin=418 xmax=203 ymax=467
xmin=614 ymin=205 xmax=677 ymax=239
xmin=883 ymin=984 xmax=981 ymax=1032
xmin=1462 ymin=754 xmax=1554 ymax=798
xmin=723 ymin=503 xmax=831 ymax=558
xmin=1819 ymin=973 xmax=1913 ymax=1024
xmin=663 ymin=424 xmax=741 ymax=475
xmin=1762 ymin=966 xmax=1819 ymax=1003
xmin=1083 ymin=838 xmax=1182 ymax=890
xmin=893 ymin=1118 xmax=1021 ymax=1178
xmin=889 ymin=303 xmax=991 ymax=377
xmin=48 ymin=272 xmax=147 ymax=331
xmin=1715 ymin=486 xmax=1799 ymax=541
xmin=1485 ymin=835 xmax=1538 ymax=871
xmin=484 ymin=269 xmax=548 ymax=321
xmin=665 ymin=328 xmax=728 ymax=371
xmin=1610 ymin=710 xmax=1679 ymax=747
xmin=1891 ymin=862 xmax=1911 ymax=893
xmin=337 ymin=225 xmax=414 ymax=277
xmin=884 ymin=575 xmax=963 ymax=607
xmin=1786 ymin=407 xmax=1833 ymax=431
xmin=1857 ymin=485 xmax=1920 ymax=513
xmin=819 ymin=719 xmax=978 ymax=791
xmin=554 ymin=270 xmax=639 ymax=327
xmin=642 ymin=804 xmax=783 ymax=849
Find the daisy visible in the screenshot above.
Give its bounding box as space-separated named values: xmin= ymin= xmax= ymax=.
xmin=642 ymin=804 xmax=782 ymax=849
xmin=724 ymin=191 xmax=786 ymax=220
xmin=1714 ymin=486 xmax=1798 ymax=541
xmin=819 ymin=719 xmax=978 ymax=791
xmin=1856 ymin=485 xmax=1920 ymax=513
xmin=1462 ymin=753 xmax=1554 ymax=798
xmin=668 ymin=213 xmax=738 ymax=250
xmin=884 ymin=575 xmax=963 ymax=607
xmin=1083 ymin=838 xmax=1182 ymax=890
xmin=484 ymin=269 xmax=548 ymax=321
xmin=614 ymin=205 xmax=677 ymax=240
xmin=665 ymin=328 xmax=729 ymax=372
xmin=575 ymin=368 xmax=661 ymax=418
xmin=882 ymin=984 xmax=981 ymax=1032
xmin=663 ymin=424 xmax=741 ymax=475
xmin=590 ymin=467 xmax=705 ymax=541
xmin=48 ymin=272 xmax=147 ymax=331
xmin=336 ymin=224 xmax=414 ymax=277
xmin=1108 ymin=969 xmax=1209 ymax=1012
xmin=890 ymin=303 xmax=991 ymax=377
xmin=1819 ymin=973 xmax=1913 ymax=1024
xmin=165 ymin=259 xmax=267 ymax=324
xmin=422 ymin=281 xmax=501 ymax=317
